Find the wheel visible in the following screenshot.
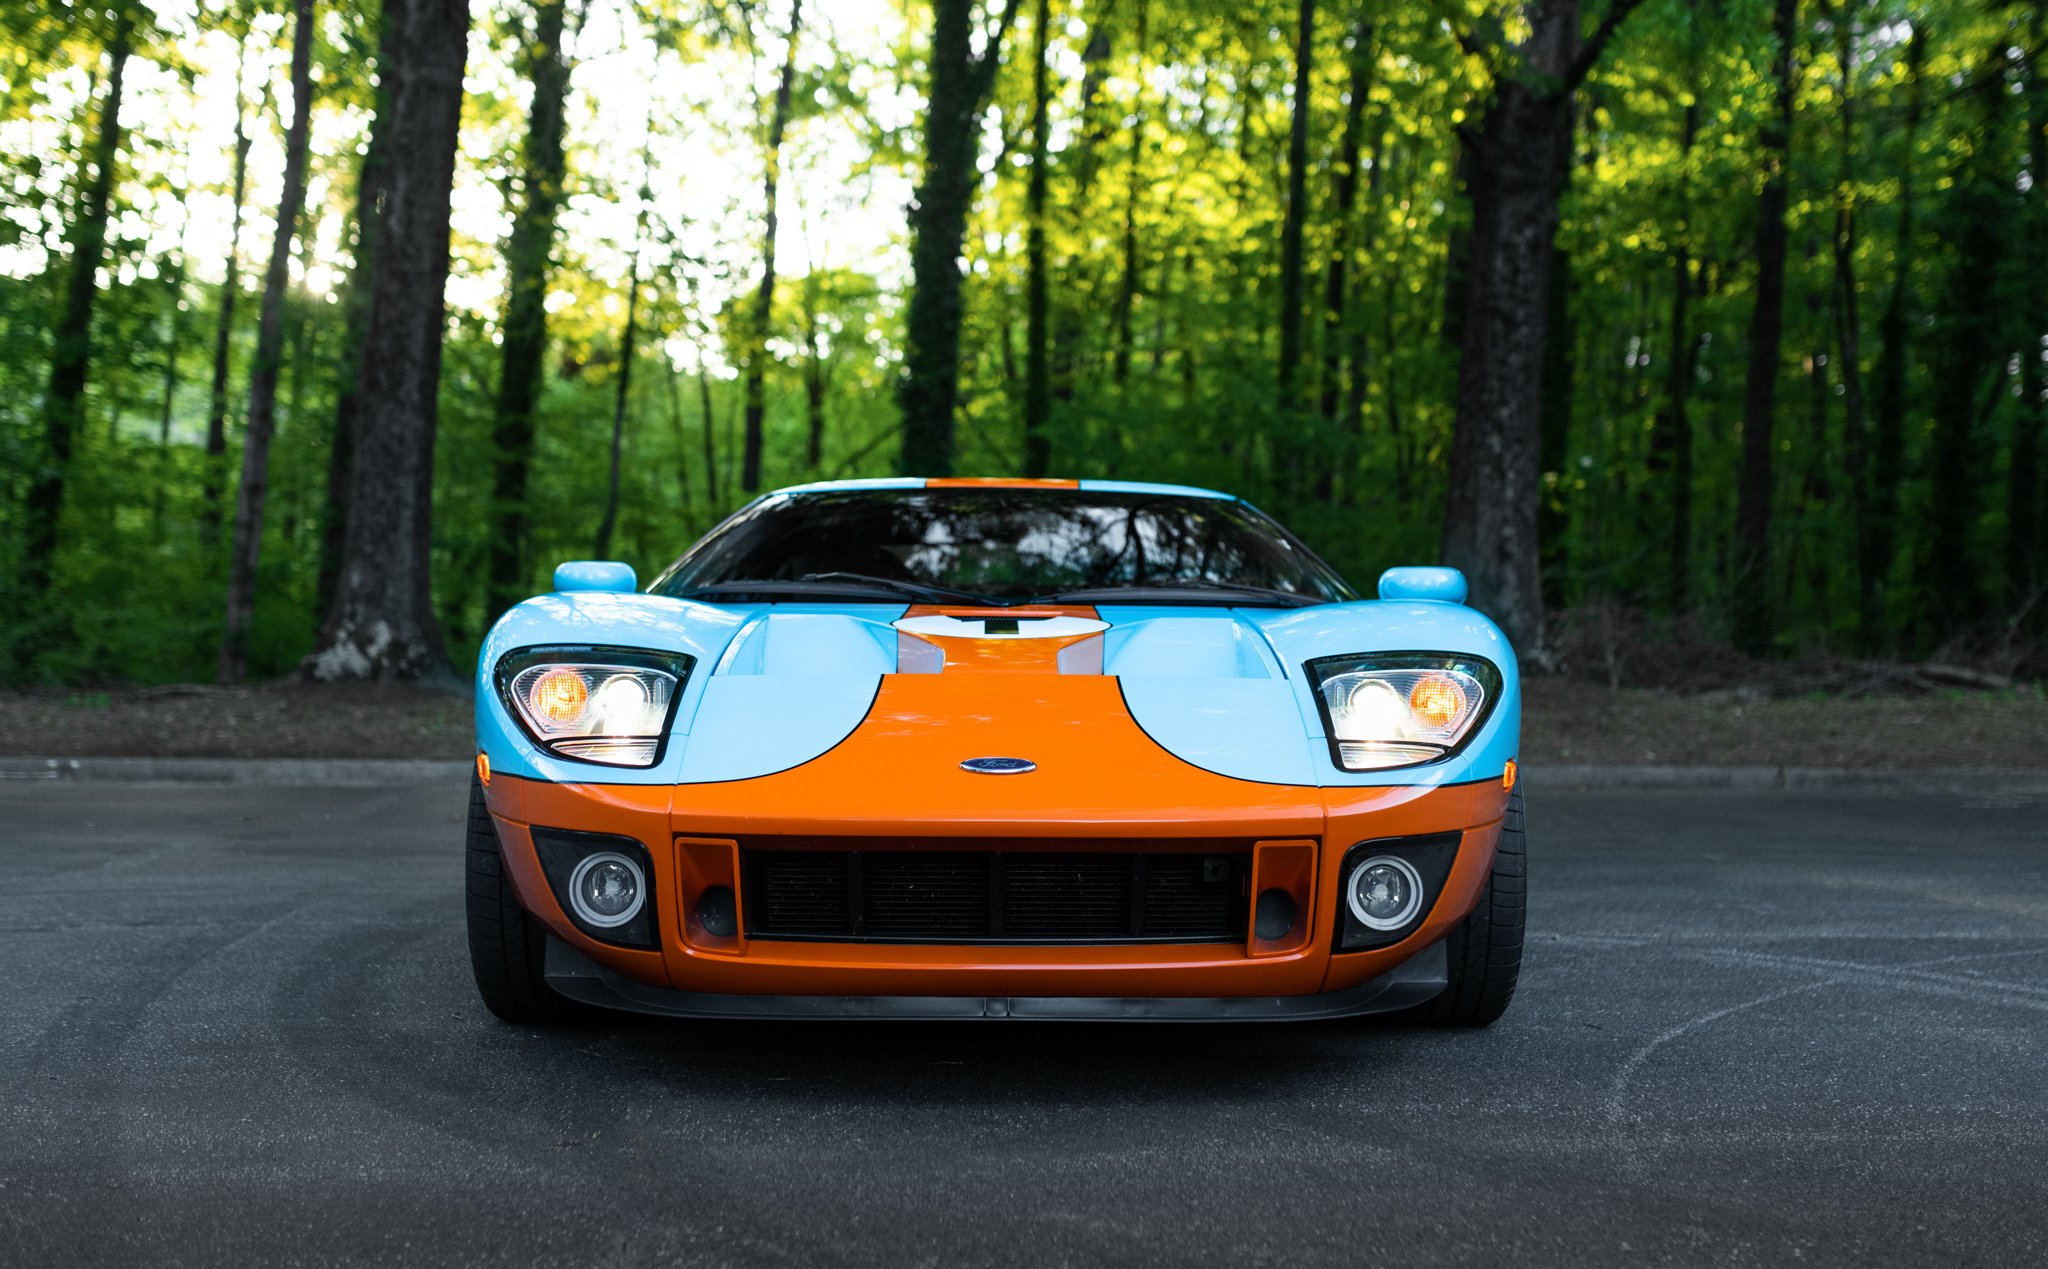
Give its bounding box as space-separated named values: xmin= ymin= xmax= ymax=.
xmin=1405 ymin=785 xmax=1526 ymax=1027
xmin=464 ymin=773 xmax=576 ymax=1023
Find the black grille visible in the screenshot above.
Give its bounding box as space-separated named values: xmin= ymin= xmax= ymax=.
xmin=744 ymin=846 xmax=1251 ymax=944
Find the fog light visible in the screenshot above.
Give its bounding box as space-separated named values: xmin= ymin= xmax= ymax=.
xmin=568 ymin=851 xmax=645 ymax=928
xmin=1346 ymin=855 xmax=1423 ymax=931
xmin=694 ymin=885 xmax=738 ymax=938
xmin=1254 ymin=888 xmax=1297 ymax=941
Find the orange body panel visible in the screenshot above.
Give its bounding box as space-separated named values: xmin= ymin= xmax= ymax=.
xmin=483 ymin=698 xmax=1507 ymax=999
xmin=922 ymin=477 xmax=1080 ymax=489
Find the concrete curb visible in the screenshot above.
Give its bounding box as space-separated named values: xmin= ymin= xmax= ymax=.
xmin=2 ymin=756 xmax=2043 ymax=793
xmin=0 ymin=757 xmax=472 ymax=787
xmin=1534 ymin=765 xmax=2048 ymax=793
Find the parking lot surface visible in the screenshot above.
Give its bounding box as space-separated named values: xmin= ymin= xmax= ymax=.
xmin=2 ymin=780 xmax=2043 ymax=1266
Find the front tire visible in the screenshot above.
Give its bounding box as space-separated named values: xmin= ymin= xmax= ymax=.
xmin=1407 ymin=785 xmax=1526 ymax=1027
xmin=464 ymin=773 xmax=576 ymax=1024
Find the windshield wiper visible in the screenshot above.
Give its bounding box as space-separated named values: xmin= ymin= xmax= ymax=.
xmin=799 ymin=572 xmax=1007 ymax=606
xmin=1027 ymin=581 xmax=1327 ymax=608
xmin=681 ymin=574 xmax=1003 ymax=606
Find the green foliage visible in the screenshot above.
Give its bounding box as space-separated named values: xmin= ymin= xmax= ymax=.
xmin=1 ymin=0 xmax=2044 ymax=684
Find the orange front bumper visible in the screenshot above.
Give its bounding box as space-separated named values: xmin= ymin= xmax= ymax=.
xmin=483 ymin=770 xmax=1506 ymax=1004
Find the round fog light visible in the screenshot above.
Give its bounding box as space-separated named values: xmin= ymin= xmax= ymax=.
xmin=1346 ymin=855 xmax=1423 ymax=931
xmin=568 ymin=851 xmax=645 ymax=928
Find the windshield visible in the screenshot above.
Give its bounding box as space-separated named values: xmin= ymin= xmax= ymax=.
xmin=648 ymin=488 xmax=1356 ymax=606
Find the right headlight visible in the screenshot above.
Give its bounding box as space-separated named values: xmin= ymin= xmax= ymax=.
xmin=1307 ymin=653 xmax=1501 ymax=771
xmin=496 ymin=645 xmax=692 ymax=767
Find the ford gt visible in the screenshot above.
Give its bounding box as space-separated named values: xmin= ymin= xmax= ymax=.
xmin=466 ymin=477 xmax=1523 ymax=1024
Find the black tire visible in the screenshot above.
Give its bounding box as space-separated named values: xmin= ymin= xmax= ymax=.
xmin=1404 ymin=785 xmax=1526 ymax=1027
xmin=464 ymin=774 xmax=576 ymax=1024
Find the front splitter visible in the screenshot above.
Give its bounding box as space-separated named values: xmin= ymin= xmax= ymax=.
xmin=543 ymin=937 xmax=1446 ymax=1022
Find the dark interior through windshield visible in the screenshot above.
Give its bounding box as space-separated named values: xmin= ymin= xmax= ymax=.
xmin=648 ymin=488 xmax=1356 ymax=604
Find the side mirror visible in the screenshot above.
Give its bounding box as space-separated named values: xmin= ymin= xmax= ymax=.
xmin=553 ymin=560 xmax=638 ymax=594
xmin=1377 ymin=566 xmax=1468 ymax=605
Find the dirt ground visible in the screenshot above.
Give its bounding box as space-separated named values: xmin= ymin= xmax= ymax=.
xmin=2 ymin=676 xmax=2042 ymax=767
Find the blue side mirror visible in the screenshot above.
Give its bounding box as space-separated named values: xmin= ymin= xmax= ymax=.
xmin=553 ymin=560 xmax=638 ymax=594
xmin=1378 ymin=566 xmax=1468 ymax=604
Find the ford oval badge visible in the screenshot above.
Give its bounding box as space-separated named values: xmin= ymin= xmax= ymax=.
xmin=960 ymin=756 xmax=1036 ymax=775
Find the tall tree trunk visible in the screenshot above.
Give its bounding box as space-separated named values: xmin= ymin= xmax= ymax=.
xmin=1342 ymin=118 xmax=1387 ymax=469
xmin=1918 ymin=57 xmax=2013 ymax=641
xmin=485 ymin=0 xmax=575 ymax=620
xmin=1046 ymin=2 xmax=1112 ymax=409
xmin=21 ymin=9 xmax=131 ymax=603
xmin=897 ymin=0 xmax=1023 ymax=475
xmin=2009 ymin=12 xmax=2046 ymax=611
xmin=1732 ymin=0 xmax=1799 ymax=655
xmin=1441 ymin=0 xmax=1642 ymax=659
xmin=1864 ymin=24 xmax=1924 ymax=651
xmin=699 ymin=368 xmax=719 ymax=508
xmin=155 ymin=146 xmax=192 ymax=532
xmin=1108 ymin=0 xmax=1147 ymax=387
xmin=1655 ymin=89 xmax=1698 ymax=613
xmin=1831 ymin=6 xmax=1872 ymax=647
xmin=594 ymin=153 xmax=651 ymax=560
xmin=282 ymin=203 xmax=322 ymax=547
xmin=1021 ymin=0 xmax=1052 ymax=477
xmin=801 ymin=275 xmax=830 ymax=468
xmin=1274 ymin=0 xmax=1315 ymax=421
xmin=741 ymin=0 xmax=804 ymax=492
xmin=203 ymin=47 xmax=254 ymax=551
xmin=664 ymin=355 xmax=694 ymax=516
xmin=319 ymin=0 xmax=401 ymax=615
xmin=221 ymin=0 xmax=317 ymax=684
xmin=303 ymin=0 xmax=470 ymax=681
xmin=1317 ymin=11 xmax=1373 ymax=431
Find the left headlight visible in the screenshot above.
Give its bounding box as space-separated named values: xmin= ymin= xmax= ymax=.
xmin=1307 ymin=653 xmax=1501 ymax=771
xmin=495 ymin=646 xmax=692 ymax=768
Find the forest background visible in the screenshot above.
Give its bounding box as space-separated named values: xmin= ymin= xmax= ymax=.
xmin=2 ymin=0 xmax=2043 ymax=688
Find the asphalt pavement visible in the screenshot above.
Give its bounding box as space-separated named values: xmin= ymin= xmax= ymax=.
xmin=2 ymin=779 xmax=2044 ymax=1267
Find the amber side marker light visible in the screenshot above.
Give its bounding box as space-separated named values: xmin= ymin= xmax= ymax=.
xmin=1503 ymin=759 xmax=1518 ymax=791
xmin=476 ymin=752 xmax=491 ymax=787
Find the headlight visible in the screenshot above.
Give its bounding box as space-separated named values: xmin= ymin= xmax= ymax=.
xmin=1307 ymin=653 xmax=1500 ymax=771
xmin=496 ymin=646 xmax=691 ymax=767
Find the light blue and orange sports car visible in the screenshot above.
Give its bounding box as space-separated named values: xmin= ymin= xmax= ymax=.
xmin=466 ymin=478 xmax=1523 ymax=1024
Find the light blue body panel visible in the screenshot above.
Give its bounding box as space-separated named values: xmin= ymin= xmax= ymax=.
xmin=1245 ymin=601 xmax=1521 ymax=788
xmin=477 ymin=592 xmax=909 ymax=786
xmin=476 ymin=480 xmax=1519 ymax=793
xmin=1117 ymin=677 xmax=1326 ymax=785
xmin=766 ymin=476 xmax=927 ymax=496
xmin=1101 ymin=615 xmax=1280 ymax=679
xmin=1076 ymin=479 xmax=1233 ymax=500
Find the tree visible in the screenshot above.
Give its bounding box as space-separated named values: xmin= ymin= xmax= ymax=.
xmin=1438 ymin=0 xmax=1647 ymax=660
xmin=1274 ymin=0 xmax=1316 ymax=419
xmin=21 ymin=6 xmax=133 ymax=604
xmin=2010 ymin=12 xmax=2046 ymax=613
xmin=202 ymin=37 xmax=255 ymax=548
xmin=303 ymin=0 xmax=471 ymax=680
xmin=1317 ymin=9 xmax=1375 ymax=431
xmin=1917 ymin=43 xmax=2017 ymax=640
xmin=1731 ymin=0 xmax=1800 ymax=655
xmin=221 ymin=0 xmax=317 ymax=684
xmin=1021 ymin=0 xmax=1052 ymax=478
xmin=319 ymin=0 xmax=403 ymax=614
xmin=595 ymin=131 xmax=654 ymax=559
xmin=485 ymin=0 xmax=579 ymax=620
xmin=897 ymin=0 xmax=1024 ymax=476
xmin=741 ymin=0 xmax=804 ymax=493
